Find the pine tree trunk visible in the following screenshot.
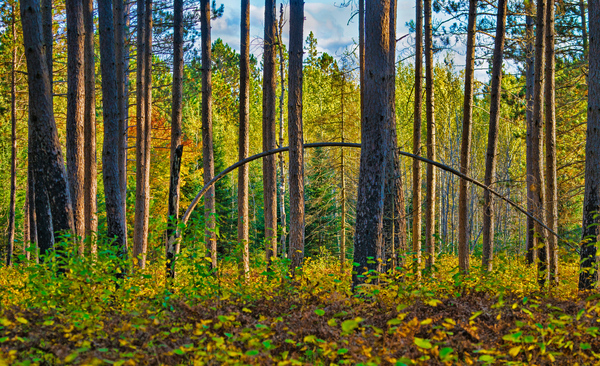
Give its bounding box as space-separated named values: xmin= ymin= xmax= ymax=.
xmin=482 ymin=0 xmax=507 ymax=272
xmin=200 ymin=0 xmax=216 ymax=270
xmin=238 ymin=0 xmax=251 ymax=279
xmin=532 ymin=0 xmax=548 ymax=287
xmin=525 ymin=11 xmax=536 ymax=265
xmin=263 ymin=0 xmax=277 ymax=268
xmin=580 ymin=0 xmax=588 ymax=56
xmin=580 ymin=0 xmax=599 ymax=290
xmin=66 ymin=0 xmax=86 ymax=254
xmin=353 ymin=0 xmax=392 ymax=289
xmin=340 ymin=75 xmax=347 ymax=272
xmin=288 ymin=0 xmax=305 ymax=272
xmin=276 ymin=6 xmax=287 ymax=259
xmin=21 ymin=0 xmax=75 ymax=257
xmin=6 ymin=4 xmax=17 ymax=266
xmin=98 ymin=0 xmax=128 ymax=268
xmin=412 ymin=0 xmax=423 ymax=278
xmin=166 ymin=0 xmax=184 ymax=278
xmin=424 ymin=0 xmax=437 ymax=270
xmin=545 ymin=0 xmax=558 ymax=286
xmin=457 ymin=0 xmax=477 ymax=274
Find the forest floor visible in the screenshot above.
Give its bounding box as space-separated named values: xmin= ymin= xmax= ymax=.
xmin=0 ymin=252 xmax=599 ymax=365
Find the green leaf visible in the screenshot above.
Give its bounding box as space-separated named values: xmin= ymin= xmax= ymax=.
xmin=581 ymin=343 xmax=591 ymax=350
xmin=479 ymin=355 xmax=495 ymax=362
xmin=337 ymin=348 xmax=348 ymax=354
xmin=387 ymin=318 xmax=402 ymax=326
xmin=502 ymin=331 xmax=522 ymax=342
xmin=342 ymin=318 xmax=362 ymax=332
xmin=245 ymin=350 xmax=259 ymax=356
xmin=414 ymin=337 xmax=432 ymax=349
xmin=314 ymin=309 xmax=325 ymax=316
xmin=173 ymin=349 xmax=185 ymax=355
xmin=439 ymin=347 xmax=453 ymax=358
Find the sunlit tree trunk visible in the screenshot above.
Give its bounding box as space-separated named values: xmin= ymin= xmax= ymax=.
xmin=457 ymin=0 xmax=477 ymax=274
xmin=353 ymin=0 xmax=391 ymax=289
xmin=237 ymin=0 xmax=251 ymax=279
xmin=482 ymin=0 xmax=507 ymax=271
xmin=166 ymin=0 xmax=184 ymax=278
xmin=580 ymin=0 xmax=588 ymax=56
xmin=579 ymin=0 xmax=599 ymax=290
xmin=424 ymin=0 xmax=437 ymax=270
xmin=532 ymin=0 xmax=548 ymax=287
xmin=83 ymin=0 xmax=97 ymax=255
xmin=545 ymin=0 xmax=558 ymax=286
xmin=276 ymin=5 xmax=287 ymax=259
xmin=263 ymin=0 xmax=277 ymax=268
xmin=525 ymin=10 xmax=536 ymax=266
xmin=412 ymin=0 xmax=423 ymax=278
xmin=6 ymin=3 xmax=17 ymax=266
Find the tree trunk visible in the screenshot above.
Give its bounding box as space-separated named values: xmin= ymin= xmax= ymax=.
xmin=42 ymin=0 xmax=52 ymax=86
xmin=23 ymin=186 xmax=31 ymax=261
xmin=237 ymin=0 xmax=251 ymax=279
xmin=83 ymin=0 xmax=97 ymax=255
xmin=352 ymin=0 xmax=391 ymax=289
xmin=66 ymin=0 xmax=86 ymax=253
xmin=580 ymin=0 xmax=599 ymax=290
xmin=7 ymin=4 xmax=17 ymax=266
xmin=263 ymin=0 xmax=277 ymax=268
xmin=276 ymin=4 xmax=287 ymax=259
xmin=21 ymin=0 xmax=74 ymax=257
xmin=580 ymin=0 xmax=588 ymax=56
xmin=525 ymin=11 xmax=536 ymax=266
xmin=532 ymin=0 xmax=548 ymax=287
xmin=545 ymin=0 xmax=558 ymax=287
xmin=134 ymin=0 xmax=152 ymax=269
xmin=359 ymin=0 xmax=364 ymax=115
xmin=412 ymin=0 xmax=423 ymax=278
xmin=340 ymin=73 xmax=347 ymax=272
xmin=115 ymin=0 xmax=128 ymax=242
xmin=98 ymin=0 xmax=128 ymax=267
xmin=457 ymin=0 xmax=477 ymax=274
xmin=166 ymin=0 xmax=184 ymax=279
xmin=482 ymin=0 xmax=507 ymax=272
xmin=200 ymin=0 xmax=216 ymax=270
xmin=288 ymin=0 xmax=305 ymax=272
xmin=424 ymin=0 xmax=437 ymax=270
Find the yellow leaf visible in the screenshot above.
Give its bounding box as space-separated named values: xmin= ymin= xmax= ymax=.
xmin=509 ymin=346 xmax=521 ymax=357
xmin=420 ymin=318 xmax=433 ymax=325
xmin=15 ymin=317 xmax=27 ymax=325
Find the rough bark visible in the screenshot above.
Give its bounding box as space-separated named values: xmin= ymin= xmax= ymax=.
xmin=237 ymin=0 xmax=251 ymax=279
xmin=580 ymin=0 xmax=599 ymax=290
xmin=42 ymin=0 xmax=51 ymax=86
xmin=98 ymin=0 xmax=128 ymax=265
xmin=359 ymin=0 xmax=364 ymax=115
xmin=166 ymin=0 xmax=184 ymax=279
xmin=288 ymin=0 xmax=305 ymax=272
xmin=340 ymin=74 xmax=347 ymax=272
xmin=482 ymin=0 xmax=507 ymax=271
xmin=276 ymin=5 xmax=287 ymax=259
xmin=7 ymin=5 xmax=17 ymax=266
xmin=457 ymin=0 xmax=477 ymax=274
xmin=545 ymin=0 xmax=558 ymax=286
xmin=424 ymin=0 xmax=437 ymax=270
xmin=21 ymin=0 xmax=74 ymax=257
xmin=115 ymin=0 xmax=128 ymax=238
xmin=413 ymin=0 xmax=423 ymax=277
xmin=200 ymin=0 xmax=216 ymax=270
xmin=580 ymin=0 xmax=588 ymax=56
xmin=83 ymin=0 xmax=97 ymax=255
xmin=525 ymin=11 xmax=536 ymax=265
xmin=532 ymin=0 xmax=548 ymax=287
xmin=66 ymin=0 xmax=86 ymax=253
xmin=263 ymin=0 xmax=277 ymax=268
xmin=352 ymin=0 xmax=391 ymax=289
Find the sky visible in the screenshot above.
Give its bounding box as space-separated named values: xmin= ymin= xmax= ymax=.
xmin=211 ymin=0 xmax=418 ymax=61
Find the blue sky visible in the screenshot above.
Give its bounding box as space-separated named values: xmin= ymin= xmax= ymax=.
xmin=211 ymin=0 xmax=417 ymax=60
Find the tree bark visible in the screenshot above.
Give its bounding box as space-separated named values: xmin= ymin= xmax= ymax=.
xmin=200 ymin=0 xmax=216 ymax=270
xmin=482 ymin=0 xmax=507 ymax=272
xmin=263 ymin=0 xmax=277 ymax=268
xmin=166 ymin=0 xmax=184 ymax=279
xmin=456 ymin=0 xmax=477 ymax=274
xmin=545 ymin=0 xmax=558 ymax=287
xmin=340 ymin=73 xmax=347 ymax=273
xmin=532 ymin=0 xmax=548 ymax=287
xmin=237 ymin=0 xmax=251 ymax=279
xmin=525 ymin=11 xmax=536 ymax=265
xmin=288 ymin=0 xmax=305 ymax=272
xmin=66 ymin=0 xmax=86 ymax=253
xmin=21 ymin=0 xmax=74 ymax=257
xmin=413 ymin=0 xmax=423 ymax=278
xmin=352 ymin=0 xmax=391 ymax=289
xmin=580 ymin=0 xmax=599 ymax=290
xmin=98 ymin=0 xmax=128 ymax=267
xmin=276 ymin=5 xmax=287 ymax=259
xmin=580 ymin=0 xmax=588 ymax=56
xmin=424 ymin=0 xmax=437 ymax=270
xmin=7 ymin=3 xmax=17 ymax=266
xmin=83 ymin=0 xmax=97 ymax=255
xmin=115 ymin=0 xmax=128 ymax=240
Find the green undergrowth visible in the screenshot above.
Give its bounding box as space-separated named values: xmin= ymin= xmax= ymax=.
xmin=0 ymin=247 xmax=598 ymax=365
